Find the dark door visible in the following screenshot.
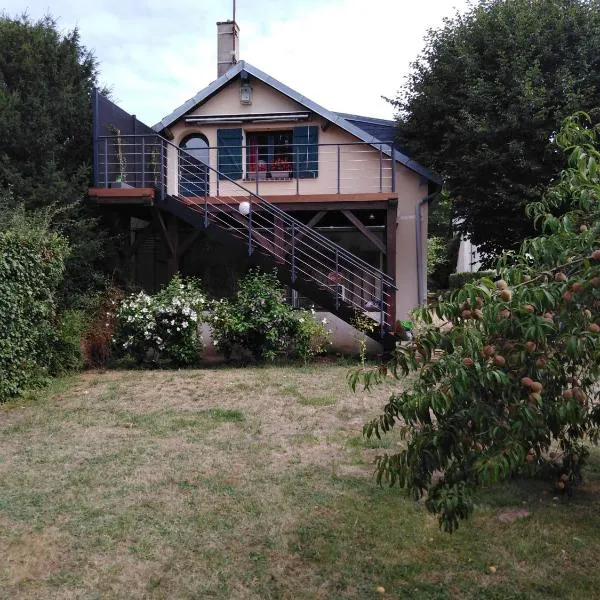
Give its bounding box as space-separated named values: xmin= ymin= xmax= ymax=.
xmin=179 ymin=134 xmax=209 ymax=197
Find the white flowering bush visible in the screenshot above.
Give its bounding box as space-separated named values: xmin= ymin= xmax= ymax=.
xmin=114 ymin=275 xmax=205 ymax=366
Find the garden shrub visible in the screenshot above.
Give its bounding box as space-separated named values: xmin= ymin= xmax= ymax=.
xmin=49 ymin=309 xmax=86 ymax=374
xmin=80 ymin=286 xmax=123 ymax=368
xmin=291 ymin=309 xmax=332 ymax=364
xmin=0 ymin=205 xmax=69 ymax=400
xmin=208 ymin=269 xmax=330 ymax=362
xmin=350 ymin=113 xmax=600 ymax=532
xmin=114 ymin=275 xmax=206 ymax=366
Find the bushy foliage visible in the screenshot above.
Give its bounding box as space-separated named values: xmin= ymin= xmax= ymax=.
xmin=48 ymin=310 xmax=86 ymax=374
xmin=427 ymin=236 xmax=449 ymax=276
xmin=0 ymin=205 xmax=69 ymax=400
xmin=351 ymin=114 xmax=600 ymax=532
xmin=0 ymin=14 xmax=112 ymax=306
xmin=394 ymin=0 xmax=600 ymax=262
xmin=208 ymin=269 xmax=330 ymax=362
xmin=114 ymin=276 xmax=206 ymax=366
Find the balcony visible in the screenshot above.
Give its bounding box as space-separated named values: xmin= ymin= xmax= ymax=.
xmin=93 ymin=135 xmax=398 ymax=203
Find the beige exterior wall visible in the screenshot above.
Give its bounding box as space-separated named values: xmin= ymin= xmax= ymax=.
xmin=169 ymin=79 xmax=394 ymax=198
xmin=394 ymin=165 xmax=429 ymax=321
xmin=168 ymin=76 xmax=428 ymax=322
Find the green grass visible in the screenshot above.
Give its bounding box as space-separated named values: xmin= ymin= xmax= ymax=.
xmin=297 ymin=395 xmax=337 ymax=407
xmin=1 ymin=365 xmax=600 ymax=599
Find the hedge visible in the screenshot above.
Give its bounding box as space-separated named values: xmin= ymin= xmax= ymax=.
xmin=0 ymin=226 xmax=68 ymax=400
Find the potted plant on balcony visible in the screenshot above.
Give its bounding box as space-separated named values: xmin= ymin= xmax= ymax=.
xmin=270 ymin=157 xmax=292 ymax=180
xmin=108 ymin=125 xmax=132 ymax=188
xmin=247 ymin=159 xmax=267 ymax=181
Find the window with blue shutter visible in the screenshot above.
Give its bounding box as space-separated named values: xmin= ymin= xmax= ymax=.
xmin=217 ymin=128 xmax=243 ymax=180
xmin=292 ymin=125 xmax=318 ymax=179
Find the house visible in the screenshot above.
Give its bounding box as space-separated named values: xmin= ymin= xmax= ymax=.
xmin=88 ymin=20 xmax=440 ymax=347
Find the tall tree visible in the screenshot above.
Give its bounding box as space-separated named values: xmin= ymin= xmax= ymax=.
xmin=394 ymin=0 xmax=600 ymax=262
xmin=0 ymin=14 xmax=110 ymax=302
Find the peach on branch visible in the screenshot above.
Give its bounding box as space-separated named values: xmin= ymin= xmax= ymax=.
xmin=555 ymin=272 xmax=568 ymax=282
xmin=571 ymin=282 xmax=585 ymax=294
xmin=496 ymin=279 xmax=508 ymax=290
xmin=482 ymin=345 xmax=496 ymax=357
xmin=500 ymin=288 xmax=513 ymax=302
xmin=525 ymin=341 xmax=536 ymax=353
xmin=591 ymin=249 xmax=600 ymax=261
xmin=529 ymin=381 xmax=543 ymax=393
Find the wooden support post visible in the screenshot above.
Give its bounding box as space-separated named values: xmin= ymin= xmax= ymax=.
xmin=285 ymin=210 xmax=327 ymax=253
xmin=178 ymin=230 xmax=201 ymax=260
xmin=113 ymin=212 xmax=134 ymax=284
xmin=153 ymin=209 xmax=178 ymax=279
xmin=341 ymin=210 xmax=387 ymax=254
xmin=166 ymin=213 xmax=179 ymax=278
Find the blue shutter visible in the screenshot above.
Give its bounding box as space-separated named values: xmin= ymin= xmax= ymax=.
xmin=293 ymin=126 xmax=318 ymax=179
xmin=217 ymin=128 xmax=243 ymax=180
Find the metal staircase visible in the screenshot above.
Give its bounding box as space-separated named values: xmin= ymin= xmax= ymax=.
xmin=92 ymin=95 xmax=396 ymax=343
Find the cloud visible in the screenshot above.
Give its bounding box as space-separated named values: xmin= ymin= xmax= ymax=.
xmin=5 ymin=0 xmax=469 ymax=124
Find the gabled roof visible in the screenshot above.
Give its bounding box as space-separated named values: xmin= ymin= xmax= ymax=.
xmin=334 ymin=113 xmax=397 ymax=147
xmin=154 ymin=61 xmax=441 ymax=185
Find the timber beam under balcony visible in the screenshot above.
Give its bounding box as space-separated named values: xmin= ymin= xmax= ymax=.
xmin=88 ymin=187 xmax=155 ymax=205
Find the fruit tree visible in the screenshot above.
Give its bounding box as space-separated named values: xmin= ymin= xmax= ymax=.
xmin=350 ymin=113 xmax=600 ymax=532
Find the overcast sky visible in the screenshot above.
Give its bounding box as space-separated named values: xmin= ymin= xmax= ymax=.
xmin=6 ymin=0 xmax=470 ymax=127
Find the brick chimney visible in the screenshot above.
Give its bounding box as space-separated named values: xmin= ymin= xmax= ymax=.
xmin=217 ymin=20 xmax=239 ymax=78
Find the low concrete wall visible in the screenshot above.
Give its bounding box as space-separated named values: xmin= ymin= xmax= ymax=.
xmin=200 ymin=311 xmax=382 ymax=360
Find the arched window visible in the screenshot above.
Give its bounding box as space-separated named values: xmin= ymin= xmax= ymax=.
xmin=179 ymin=134 xmax=209 ymax=197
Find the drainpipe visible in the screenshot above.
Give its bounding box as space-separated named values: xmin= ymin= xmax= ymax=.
xmin=415 ymin=191 xmax=439 ymax=305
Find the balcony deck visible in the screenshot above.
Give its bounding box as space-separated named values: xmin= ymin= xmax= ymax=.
xmin=88 ymin=188 xmax=394 ymax=210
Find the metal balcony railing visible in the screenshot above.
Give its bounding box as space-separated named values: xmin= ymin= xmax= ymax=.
xmin=95 ymin=136 xmax=397 ymax=197
xmin=94 ymin=133 xmax=396 ymax=332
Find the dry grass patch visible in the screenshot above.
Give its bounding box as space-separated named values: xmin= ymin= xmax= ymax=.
xmin=1 ymin=365 xmax=600 ymax=599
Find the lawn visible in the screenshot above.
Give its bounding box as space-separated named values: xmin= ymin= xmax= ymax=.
xmin=1 ymin=364 xmax=600 ymax=599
